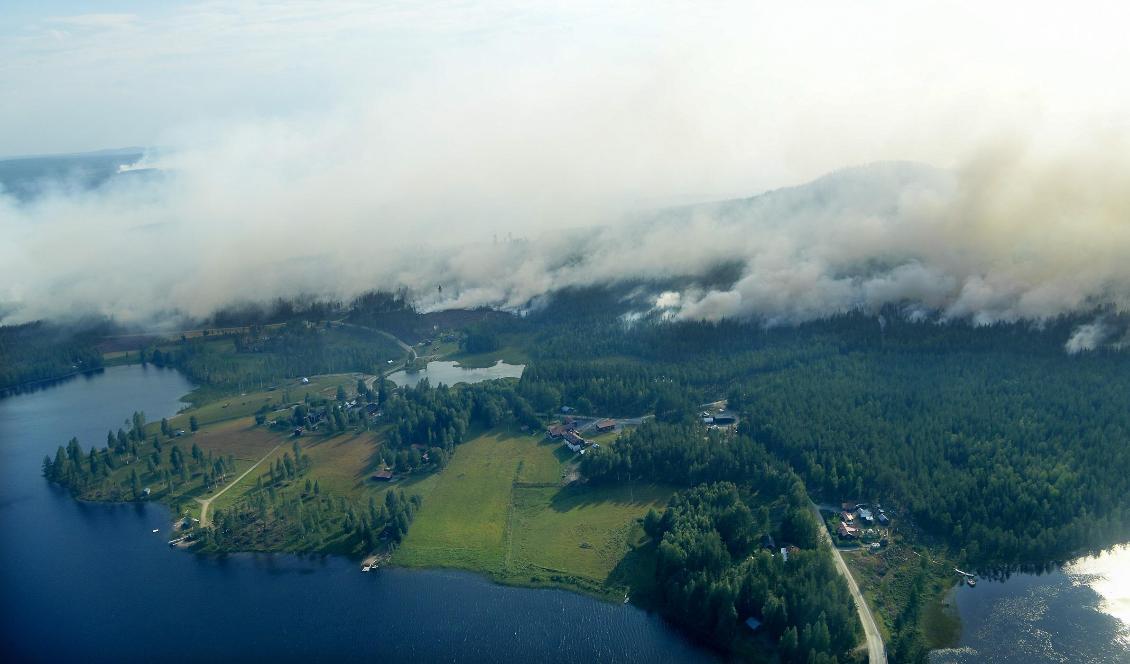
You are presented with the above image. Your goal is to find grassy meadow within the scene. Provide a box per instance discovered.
[394,429,671,596]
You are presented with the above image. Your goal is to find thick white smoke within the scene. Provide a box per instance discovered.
[2,136,1127,342]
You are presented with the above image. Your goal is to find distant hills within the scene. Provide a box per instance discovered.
[0,147,150,202]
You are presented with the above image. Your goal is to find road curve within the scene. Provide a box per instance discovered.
[810,502,887,663]
[196,442,284,527]
[331,320,414,354]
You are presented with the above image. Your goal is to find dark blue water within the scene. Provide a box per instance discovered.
[0,365,712,663]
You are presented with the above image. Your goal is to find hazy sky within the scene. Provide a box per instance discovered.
[4,1,1128,187]
[2,1,1129,346]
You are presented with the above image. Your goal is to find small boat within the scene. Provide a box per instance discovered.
[966,576,977,587]
[152,528,159,533]
[361,565,372,572]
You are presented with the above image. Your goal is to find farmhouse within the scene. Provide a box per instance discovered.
[563,430,589,453]
[546,424,568,439]
[371,469,394,482]
[837,522,859,539]
[595,418,616,432]
[858,508,875,524]
[840,511,855,523]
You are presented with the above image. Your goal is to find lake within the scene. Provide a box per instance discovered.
[929,546,1130,663]
[0,365,712,662]
[387,359,525,388]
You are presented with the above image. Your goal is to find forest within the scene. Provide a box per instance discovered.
[647,482,859,664]
[580,422,860,662]
[145,319,404,397]
[0,321,105,392]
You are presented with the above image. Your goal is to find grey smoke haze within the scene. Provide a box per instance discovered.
[1,2,1129,347]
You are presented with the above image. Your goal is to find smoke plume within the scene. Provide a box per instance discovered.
[1,2,1129,351]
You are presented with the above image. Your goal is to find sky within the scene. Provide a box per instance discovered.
[2,1,1129,346]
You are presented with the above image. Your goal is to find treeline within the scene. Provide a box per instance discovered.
[379,378,539,471]
[148,320,403,393]
[738,347,1130,565]
[647,482,858,663]
[208,295,352,328]
[581,421,783,489]
[523,301,1130,565]
[0,321,105,392]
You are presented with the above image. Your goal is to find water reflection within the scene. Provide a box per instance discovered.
[930,545,1130,663]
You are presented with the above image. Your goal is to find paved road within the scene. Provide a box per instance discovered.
[331,320,414,355]
[811,502,887,663]
[196,442,283,527]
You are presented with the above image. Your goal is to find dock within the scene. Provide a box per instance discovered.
[361,553,389,572]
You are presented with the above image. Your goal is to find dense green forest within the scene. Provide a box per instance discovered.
[580,422,860,662]
[514,294,1130,567]
[648,482,859,664]
[146,320,405,396]
[0,321,105,392]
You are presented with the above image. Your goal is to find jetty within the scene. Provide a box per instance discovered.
[954,568,977,585]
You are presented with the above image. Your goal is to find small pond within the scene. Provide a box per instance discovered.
[387,359,524,388]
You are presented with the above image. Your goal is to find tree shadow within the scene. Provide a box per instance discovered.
[604,536,662,607]
[547,482,668,513]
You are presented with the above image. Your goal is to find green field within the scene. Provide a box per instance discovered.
[394,429,671,595]
[394,431,537,573]
[510,483,669,582]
